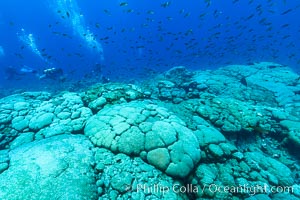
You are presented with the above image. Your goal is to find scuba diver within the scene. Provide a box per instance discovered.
[4,65,65,82]
[90,63,110,83]
[39,67,65,81]
[4,65,37,80]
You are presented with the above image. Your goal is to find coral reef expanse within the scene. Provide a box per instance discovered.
[0,62,300,200]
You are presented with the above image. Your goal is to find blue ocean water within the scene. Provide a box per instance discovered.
[1,1,300,199]
[0,0,299,91]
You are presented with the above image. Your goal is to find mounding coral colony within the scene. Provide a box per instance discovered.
[0,62,300,200]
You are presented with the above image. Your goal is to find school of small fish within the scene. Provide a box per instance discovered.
[8,0,300,80]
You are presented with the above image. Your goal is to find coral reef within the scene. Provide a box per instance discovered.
[0,62,299,199]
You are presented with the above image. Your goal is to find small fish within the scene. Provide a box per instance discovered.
[184,12,190,18]
[147,10,154,14]
[268,9,275,14]
[281,8,293,15]
[246,14,254,20]
[146,17,154,22]
[95,23,100,28]
[199,13,206,19]
[119,2,128,6]
[52,31,61,35]
[66,11,70,18]
[126,9,134,13]
[282,35,291,39]
[103,9,111,15]
[161,2,171,8]
[100,36,109,40]
[204,0,211,7]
